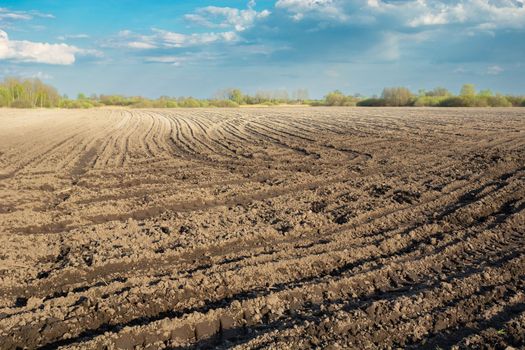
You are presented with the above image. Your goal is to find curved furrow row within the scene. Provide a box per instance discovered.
[1,107,524,350]
[1,161,523,348]
[1,143,521,290]
[38,206,524,349]
[143,111,172,156]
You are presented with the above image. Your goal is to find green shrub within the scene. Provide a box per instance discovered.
[439,97,466,107]
[178,98,203,108]
[464,96,489,107]
[324,90,358,106]
[357,98,385,107]
[460,84,476,97]
[80,101,96,108]
[0,86,9,107]
[439,96,500,107]
[10,99,34,108]
[209,100,239,107]
[504,96,524,107]
[478,89,493,97]
[131,100,154,108]
[425,87,451,97]
[440,96,483,107]
[487,95,512,107]
[58,99,96,108]
[413,96,446,107]
[382,87,413,106]
[1,78,523,109]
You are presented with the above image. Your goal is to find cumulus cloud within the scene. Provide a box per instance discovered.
[263,0,525,68]
[275,0,348,21]
[185,1,270,31]
[109,1,270,52]
[0,30,99,65]
[404,0,525,29]
[408,10,451,27]
[0,7,100,65]
[274,0,525,30]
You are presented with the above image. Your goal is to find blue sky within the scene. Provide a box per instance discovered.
[0,0,524,98]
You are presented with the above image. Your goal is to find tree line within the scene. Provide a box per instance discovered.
[0,77,61,108]
[210,85,525,107]
[71,88,310,108]
[1,77,524,108]
[353,84,525,107]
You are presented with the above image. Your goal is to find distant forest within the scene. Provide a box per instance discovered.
[1,77,524,108]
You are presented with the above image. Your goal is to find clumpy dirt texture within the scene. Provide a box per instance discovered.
[0,107,524,350]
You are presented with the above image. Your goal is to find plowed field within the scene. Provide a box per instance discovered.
[0,107,524,349]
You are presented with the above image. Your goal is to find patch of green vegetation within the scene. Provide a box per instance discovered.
[356,98,385,107]
[1,78,523,109]
[323,90,360,106]
[355,84,521,108]
[0,77,60,108]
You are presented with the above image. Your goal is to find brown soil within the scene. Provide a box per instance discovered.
[0,107,524,350]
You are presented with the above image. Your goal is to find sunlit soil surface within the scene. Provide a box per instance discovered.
[0,107,524,349]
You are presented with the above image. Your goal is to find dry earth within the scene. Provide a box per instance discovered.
[0,107,524,350]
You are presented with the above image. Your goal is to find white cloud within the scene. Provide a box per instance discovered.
[367,0,380,8]
[374,0,525,29]
[145,56,183,66]
[409,11,449,27]
[153,29,238,47]
[0,7,54,23]
[275,0,525,30]
[185,2,270,31]
[276,0,348,22]
[118,30,132,37]
[0,30,99,65]
[105,30,157,49]
[112,28,238,50]
[113,1,268,51]
[31,71,53,80]
[0,12,32,21]
[57,34,90,41]
[144,51,227,66]
[487,65,504,75]
[0,67,53,80]
[454,66,467,74]
[127,41,157,49]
